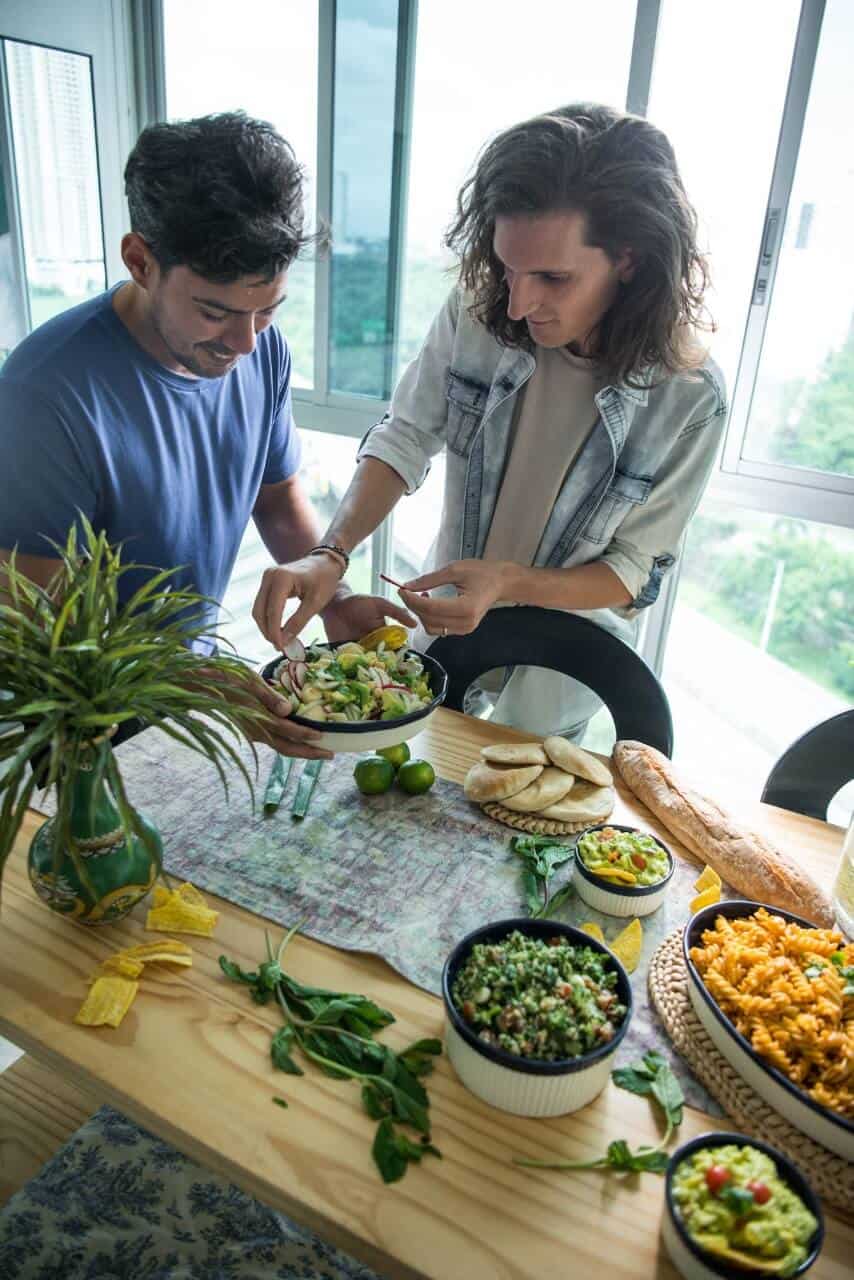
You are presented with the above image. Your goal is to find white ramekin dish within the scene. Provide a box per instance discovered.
[662,1131,824,1280]
[260,645,447,753]
[573,823,675,917]
[684,899,854,1162]
[441,916,632,1118]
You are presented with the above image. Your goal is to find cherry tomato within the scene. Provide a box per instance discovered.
[747,1180,772,1204]
[631,853,647,870]
[705,1164,732,1194]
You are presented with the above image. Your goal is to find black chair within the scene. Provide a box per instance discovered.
[426,605,673,756]
[761,709,854,820]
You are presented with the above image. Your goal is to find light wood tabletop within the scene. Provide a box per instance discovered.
[0,708,850,1279]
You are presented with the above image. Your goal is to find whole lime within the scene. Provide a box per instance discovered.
[354,755,395,795]
[397,758,436,795]
[377,742,411,771]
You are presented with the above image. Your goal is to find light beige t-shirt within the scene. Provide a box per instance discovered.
[483,345,600,568]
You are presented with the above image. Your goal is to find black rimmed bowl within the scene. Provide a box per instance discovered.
[573,823,675,917]
[259,644,447,754]
[662,1132,824,1279]
[684,899,854,1162]
[441,916,632,1117]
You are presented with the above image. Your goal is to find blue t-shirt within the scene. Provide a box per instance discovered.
[0,287,301,641]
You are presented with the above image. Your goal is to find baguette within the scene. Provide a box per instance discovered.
[612,740,834,928]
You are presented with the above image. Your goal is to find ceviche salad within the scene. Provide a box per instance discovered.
[273,638,433,724]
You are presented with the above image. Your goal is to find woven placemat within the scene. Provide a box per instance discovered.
[649,929,854,1218]
[480,802,591,835]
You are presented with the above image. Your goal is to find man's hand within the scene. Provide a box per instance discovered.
[252,554,344,650]
[398,560,510,636]
[321,592,417,644]
[202,665,333,760]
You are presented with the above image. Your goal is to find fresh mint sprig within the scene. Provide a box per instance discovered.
[510,834,575,918]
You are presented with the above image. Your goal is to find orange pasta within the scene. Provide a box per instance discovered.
[690,908,854,1118]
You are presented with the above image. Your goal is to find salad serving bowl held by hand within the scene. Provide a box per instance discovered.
[260,639,448,754]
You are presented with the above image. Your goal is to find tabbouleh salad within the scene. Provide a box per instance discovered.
[451,930,626,1061]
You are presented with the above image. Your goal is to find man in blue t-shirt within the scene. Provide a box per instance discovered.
[0,112,413,758]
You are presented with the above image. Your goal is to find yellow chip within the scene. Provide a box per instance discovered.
[356,624,408,651]
[74,975,138,1028]
[146,901,218,937]
[689,885,722,914]
[175,882,208,909]
[120,939,193,961]
[580,922,605,943]
[89,955,144,982]
[609,918,643,973]
[693,865,722,893]
[587,865,638,885]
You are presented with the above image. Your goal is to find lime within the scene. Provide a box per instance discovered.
[377,742,411,771]
[397,758,435,795]
[354,755,395,795]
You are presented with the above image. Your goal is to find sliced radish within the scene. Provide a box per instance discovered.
[290,660,307,690]
[282,635,305,662]
[278,668,294,692]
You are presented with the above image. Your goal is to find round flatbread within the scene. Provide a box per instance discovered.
[463,761,544,803]
[538,781,615,823]
[480,742,548,767]
[543,736,613,787]
[499,767,576,813]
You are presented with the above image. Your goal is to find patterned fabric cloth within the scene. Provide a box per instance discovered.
[0,1105,384,1280]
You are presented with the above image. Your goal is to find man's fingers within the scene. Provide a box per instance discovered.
[258,727,333,759]
[399,589,467,624]
[381,599,418,627]
[279,598,318,649]
[402,568,450,591]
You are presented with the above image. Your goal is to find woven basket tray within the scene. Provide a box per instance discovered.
[648,929,854,1219]
[480,802,593,835]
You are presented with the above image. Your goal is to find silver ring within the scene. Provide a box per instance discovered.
[442,626,448,637]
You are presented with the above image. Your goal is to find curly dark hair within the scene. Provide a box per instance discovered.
[124,111,320,282]
[446,103,712,387]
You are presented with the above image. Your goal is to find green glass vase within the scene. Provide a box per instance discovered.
[28,736,161,925]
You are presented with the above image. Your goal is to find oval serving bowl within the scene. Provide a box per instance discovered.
[441,916,632,1118]
[260,644,447,754]
[573,823,675,918]
[684,899,854,1162]
[661,1131,824,1280]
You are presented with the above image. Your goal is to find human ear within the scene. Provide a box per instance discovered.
[616,247,636,283]
[121,232,157,290]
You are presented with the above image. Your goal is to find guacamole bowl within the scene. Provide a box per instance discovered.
[573,823,675,917]
[441,916,632,1118]
[662,1132,824,1280]
[684,900,854,1162]
[259,643,447,754]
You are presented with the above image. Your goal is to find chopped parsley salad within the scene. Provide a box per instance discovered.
[452,930,627,1061]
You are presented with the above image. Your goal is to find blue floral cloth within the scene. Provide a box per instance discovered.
[0,1105,384,1279]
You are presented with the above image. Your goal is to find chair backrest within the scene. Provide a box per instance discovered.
[761,709,854,820]
[426,605,674,756]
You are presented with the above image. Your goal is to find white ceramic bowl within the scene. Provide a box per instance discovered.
[573,824,675,917]
[259,645,447,754]
[684,900,854,1162]
[441,917,632,1117]
[662,1132,824,1280]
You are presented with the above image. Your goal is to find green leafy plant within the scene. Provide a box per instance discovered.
[514,1050,684,1175]
[0,518,266,900]
[511,834,575,918]
[219,924,443,1184]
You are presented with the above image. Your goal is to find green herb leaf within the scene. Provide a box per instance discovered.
[271,1025,304,1075]
[610,1066,656,1096]
[361,1082,390,1120]
[650,1065,684,1129]
[372,1117,409,1184]
[272,1096,289,1109]
[720,1185,757,1216]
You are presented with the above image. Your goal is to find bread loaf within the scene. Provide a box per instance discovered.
[612,741,834,928]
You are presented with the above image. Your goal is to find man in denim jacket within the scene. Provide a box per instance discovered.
[254,104,727,737]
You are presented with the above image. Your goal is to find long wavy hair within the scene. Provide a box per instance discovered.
[445,104,712,388]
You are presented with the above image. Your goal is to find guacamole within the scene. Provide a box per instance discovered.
[452,930,626,1061]
[578,827,670,887]
[672,1143,818,1276]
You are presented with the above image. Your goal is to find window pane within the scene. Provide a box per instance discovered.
[742,0,854,480]
[647,0,800,395]
[664,497,854,825]
[218,430,369,662]
[0,157,22,364]
[328,0,399,398]
[4,40,106,326]
[397,0,635,379]
[162,0,318,390]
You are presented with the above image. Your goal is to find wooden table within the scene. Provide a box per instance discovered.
[0,708,851,1279]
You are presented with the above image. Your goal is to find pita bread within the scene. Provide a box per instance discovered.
[543,736,613,787]
[463,761,543,803]
[480,742,548,766]
[499,767,576,813]
[539,780,615,823]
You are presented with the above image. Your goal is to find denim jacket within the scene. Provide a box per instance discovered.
[358,287,727,733]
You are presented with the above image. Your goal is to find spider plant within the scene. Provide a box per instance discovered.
[0,518,266,906]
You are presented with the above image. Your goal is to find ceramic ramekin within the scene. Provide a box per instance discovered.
[662,1131,824,1280]
[573,824,675,917]
[684,899,854,1162]
[441,916,632,1117]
